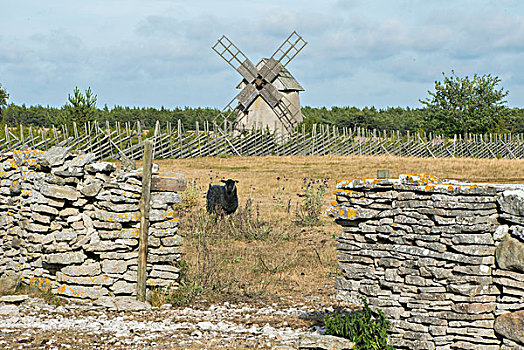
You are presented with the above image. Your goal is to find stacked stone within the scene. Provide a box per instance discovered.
[0,147,184,300]
[327,174,524,350]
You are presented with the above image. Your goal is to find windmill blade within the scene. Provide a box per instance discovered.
[235,84,260,110]
[259,82,282,108]
[213,96,241,125]
[269,31,307,68]
[258,58,284,83]
[269,96,300,133]
[212,35,258,83]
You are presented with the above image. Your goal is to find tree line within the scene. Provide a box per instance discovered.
[1,72,523,136]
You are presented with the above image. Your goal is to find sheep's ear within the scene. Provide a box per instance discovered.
[234,180,239,183]
[220,179,226,183]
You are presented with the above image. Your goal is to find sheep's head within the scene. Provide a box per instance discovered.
[221,179,238,195]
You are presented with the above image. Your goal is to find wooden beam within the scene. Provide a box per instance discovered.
[137,140,153,302]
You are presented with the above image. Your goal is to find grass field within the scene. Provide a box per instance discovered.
[152,155,524,306]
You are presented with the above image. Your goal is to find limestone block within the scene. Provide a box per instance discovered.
[108,188,140,201]
[111,280,135,295]
[93,220,122,230]
[0,274,21,294]
[118,182,141,194]
[79,179,103,197]
[151,192,182,208]
[298,334,355,350]
[59,207,80,217]
[494,311,524,346]
[93,209,139,223]
[150,265,179,280]
[65,153,96,168]
[39,146,70,167]
[113,296,151,311]
[25,222,49,233]
[102,259,130,274]
[160,235,182,247]
[151,172,186,192]
[55,284,108,299]
[495,225,510,241]
[31,212,51,224]
[151,219,180,230]
[52,166,84,178]
[32,192,65,207]
[99,252,138,260]
[496,235,524,272]
[61,261,101,276]
[56,272,113,286]
[452,233,494,245]
[45,252,86,265]
[498,190,524,217]
[149,254,179,263]
[55,230,78,242]
[85,162,116,173]
[510,225,524,242]
[85,240,129,252]
[149,209,176,222]
[148,236,160,247]
[41,184,79,201]
[99,228,139,240]
[149,246,181,255]
[97,201,139,212]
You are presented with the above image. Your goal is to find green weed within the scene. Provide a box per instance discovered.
[324,301,395,350]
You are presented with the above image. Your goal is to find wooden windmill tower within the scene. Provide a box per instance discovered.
[212,31,307,133]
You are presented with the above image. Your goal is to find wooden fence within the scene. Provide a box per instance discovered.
[0,120,523,160]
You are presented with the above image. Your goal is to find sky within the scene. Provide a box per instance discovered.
[1,0,524,110]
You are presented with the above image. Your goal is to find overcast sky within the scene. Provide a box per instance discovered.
[1,0,523,109]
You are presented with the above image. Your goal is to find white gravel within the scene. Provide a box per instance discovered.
[0,297,334,349]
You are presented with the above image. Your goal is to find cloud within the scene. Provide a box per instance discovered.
[2,0,524,109]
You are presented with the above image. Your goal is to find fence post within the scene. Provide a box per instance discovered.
[137,140,153,302]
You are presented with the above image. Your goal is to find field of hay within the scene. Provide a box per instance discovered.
[153,155,524,305]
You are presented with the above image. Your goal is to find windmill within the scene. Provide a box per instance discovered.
[212,31,307,133]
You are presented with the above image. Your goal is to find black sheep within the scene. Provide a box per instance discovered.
[206,179,239,215]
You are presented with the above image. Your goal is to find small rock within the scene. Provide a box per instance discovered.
[0,304,20,317]
[0,295,29,304]
[40,146,71,167]
[85,162,116,173]
[94,296,117,310]
[298,334,355,350]
[114,296,152,312]
[0,274,21,294]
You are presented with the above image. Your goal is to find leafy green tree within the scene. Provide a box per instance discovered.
[0,84,9,127]
[0,84,8,108]
[66,86,97,125]
[419,71,509,135]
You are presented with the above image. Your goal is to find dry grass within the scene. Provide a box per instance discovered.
[151,155,524,305]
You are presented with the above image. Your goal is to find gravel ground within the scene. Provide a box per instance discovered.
[0,296,352,349]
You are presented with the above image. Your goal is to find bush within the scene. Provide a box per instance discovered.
[295,178,328,226]
[174,178,202,212]
[151,260,203,307]
[324,301,395,350]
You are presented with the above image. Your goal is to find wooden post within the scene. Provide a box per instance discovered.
[137,140,153,302]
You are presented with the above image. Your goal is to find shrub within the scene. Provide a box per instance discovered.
[324,301,395,350]
[174,178,202,212]
[295,177,329,226]
[151,260,203,307]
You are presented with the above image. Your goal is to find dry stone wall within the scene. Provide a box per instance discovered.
[0,147,184,300]
[327,174,524,350]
